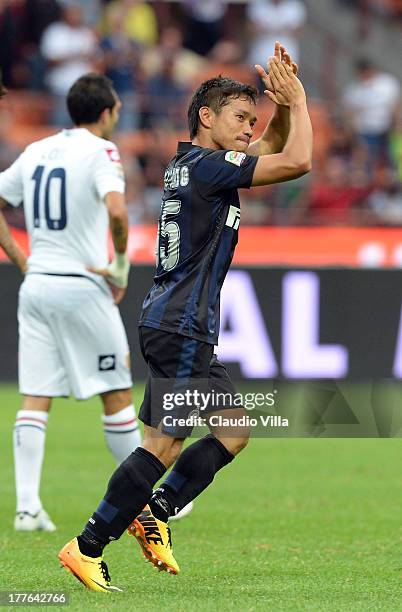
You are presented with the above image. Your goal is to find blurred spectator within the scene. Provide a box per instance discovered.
[246,0,307,67]
[24,0,60,46]
[138,129,173,221]
[124,155,146,224]
[197,40,253,85]
[240,185,274,225]
[22,0,61,90]
[145,56,188,130]
[297,157,370,225]
[40,3,98,124]
[182,0,228,56]
[328,122,365,165]
[0,109,23,175]
[103,0,158,47]
[60,0,102,27]
[337,0,402,18]
[0,0,26,87]
[101,11,142,130]
[342,59,401,172]
[366,167,402,225]
[0,105,26,229]
[390,108,402,181]
[272,174,310,225]
[369,0,402,19]
[40,4,98,96]
[327,121,371,192]
[142,26,206,88]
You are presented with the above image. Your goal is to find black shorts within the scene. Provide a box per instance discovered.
[138,326,237,436]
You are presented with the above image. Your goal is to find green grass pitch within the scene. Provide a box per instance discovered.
[1,383,402,611]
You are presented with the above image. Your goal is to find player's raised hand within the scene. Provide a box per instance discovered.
[279,43,298,77]
[266,56,306,108]
[88,252,130,305]
[255,41,298,101]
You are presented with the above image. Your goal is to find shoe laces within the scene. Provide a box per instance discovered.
[99,560,111,585]
[167,526,172,549]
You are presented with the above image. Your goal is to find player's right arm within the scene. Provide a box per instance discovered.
[0,199,27,273]
[251,57,313,186]
[0,154,27,274]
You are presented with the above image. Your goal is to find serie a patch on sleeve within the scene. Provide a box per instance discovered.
[105,147,121,163]
[225,151,246,166]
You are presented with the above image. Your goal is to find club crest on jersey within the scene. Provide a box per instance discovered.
[225,205,241,230]
[225,151,246,167]
[105,148,121,163]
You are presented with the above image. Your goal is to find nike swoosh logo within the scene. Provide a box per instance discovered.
[89,578,123,592]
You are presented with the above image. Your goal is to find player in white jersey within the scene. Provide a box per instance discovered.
[0,74,142,531]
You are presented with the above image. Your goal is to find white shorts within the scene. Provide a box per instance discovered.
[18,274,132,400]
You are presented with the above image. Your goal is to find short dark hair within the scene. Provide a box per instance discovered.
[187,76,258,139]
[67,73,117,125]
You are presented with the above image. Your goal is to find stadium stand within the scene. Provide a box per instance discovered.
[0,0,401,226]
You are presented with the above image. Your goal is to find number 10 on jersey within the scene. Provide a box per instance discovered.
[32,165,67,230]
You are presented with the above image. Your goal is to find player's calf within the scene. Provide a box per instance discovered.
[141,425,184,467]
[207,407,251,456]
[149,433,235,527]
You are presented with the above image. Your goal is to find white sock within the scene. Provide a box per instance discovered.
[13,409,48,515]
[102,404,141,464]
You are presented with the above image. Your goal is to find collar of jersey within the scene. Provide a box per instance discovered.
[177,142,200,153]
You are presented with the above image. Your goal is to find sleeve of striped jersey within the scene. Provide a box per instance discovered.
[0,154,24,207]
[92,146,125,200]
[193,150,258,196]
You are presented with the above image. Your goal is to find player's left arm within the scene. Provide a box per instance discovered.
[247,42,297,157]
[89,191,130,305]
[88,146,130,304]
[0,198,27,273]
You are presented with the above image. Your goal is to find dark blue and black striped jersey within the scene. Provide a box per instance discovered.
[139,142,258,344]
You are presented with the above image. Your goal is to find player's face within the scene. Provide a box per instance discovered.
[101,98,122,139]
[211,97,257,152]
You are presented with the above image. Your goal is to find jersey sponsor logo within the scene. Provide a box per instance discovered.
[225,205,241,230]
[98,354,116,371]
[225,151,246,167]
[105,148,121,163]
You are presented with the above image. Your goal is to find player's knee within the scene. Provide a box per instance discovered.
[219,434,249,457]
[101,388,132,414]
[22,396,52,412]
[234,435,249,455]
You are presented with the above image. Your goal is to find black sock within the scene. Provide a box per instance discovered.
[78,447,166,557]
[150,434,234,522]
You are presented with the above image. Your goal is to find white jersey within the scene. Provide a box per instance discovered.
[0,128,125,288]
